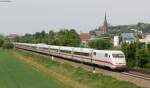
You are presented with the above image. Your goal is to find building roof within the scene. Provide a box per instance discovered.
[80,33,91,41]
[7,34,18,39]
[121,33,135,41]
[139,35,150,43]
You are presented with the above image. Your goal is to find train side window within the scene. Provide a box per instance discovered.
[74,52,89,56]
[74,52,80,55]
[105,53,108,57]
[60,50,71,54]
[94,52,96,55]
[81,52,89,56]
[50,48,58,52]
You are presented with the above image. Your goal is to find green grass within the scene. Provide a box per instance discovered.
[0,49,66,88]
[16,49,142,88]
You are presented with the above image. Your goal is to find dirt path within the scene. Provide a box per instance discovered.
[12,51,90,88]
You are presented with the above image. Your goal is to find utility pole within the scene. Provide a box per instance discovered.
[145,41,148,53]
[91,50,95,73]
[135,25,140,68]
[79,30,83,68]
[145,35,149,53]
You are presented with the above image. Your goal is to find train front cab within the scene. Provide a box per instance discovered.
[92,50,127,70]
[110,52,127,70]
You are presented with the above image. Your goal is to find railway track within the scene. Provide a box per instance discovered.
[121,71,150,81]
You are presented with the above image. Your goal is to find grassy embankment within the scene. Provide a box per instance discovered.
[13,49,141,88]
[0,49,67,88]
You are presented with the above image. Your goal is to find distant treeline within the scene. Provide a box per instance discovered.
[15,29,80,47]
[14,29,113,50]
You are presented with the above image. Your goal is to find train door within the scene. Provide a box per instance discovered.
[105,53,111,63]
[92,51,105,66]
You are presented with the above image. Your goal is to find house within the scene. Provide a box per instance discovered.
[113,36,119,47]
[121,33,135,43]
[139,35,150,44]
[80,33,91,41]
[7,34,18,41]
[79,33,91,47]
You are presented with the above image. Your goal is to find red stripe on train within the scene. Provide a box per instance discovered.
[60,53,115,66]
[60,53,126,66]
[93,59,114,65]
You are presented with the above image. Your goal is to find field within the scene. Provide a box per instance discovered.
[0,49,141,88]
[0,50,66,88]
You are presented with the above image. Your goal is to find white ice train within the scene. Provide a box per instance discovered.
[14,43,127,70]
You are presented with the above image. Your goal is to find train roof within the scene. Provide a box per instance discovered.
[50,45,60,49]
[14,43,124,54]
[93,50,124,54]
[73,48,93,53]
[60,46,73,51]
[36,43,49,48]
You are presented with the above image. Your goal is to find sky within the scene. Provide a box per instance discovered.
[0,0,150,35]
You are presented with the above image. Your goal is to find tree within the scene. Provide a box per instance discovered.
[23,33,33,43]
[14,29,80,47]
[68,29,80,47]
[33,32,41,43]
[48,30,55,45]
[54,29,80,47]
[121,42,150,68]
[0,39,4,47]
[2,42,14,49]
[40,30,48,44]
[0,34,4,47]
[121,42,136,67]
[88,39,112,50]
[14,36,21,42]
[137,47,149,68]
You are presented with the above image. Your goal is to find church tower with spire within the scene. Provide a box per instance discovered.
[101,13,108,34]
[95,13,109,36]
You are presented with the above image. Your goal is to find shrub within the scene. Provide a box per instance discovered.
[0,39,4,47]
[3,42,14,49]
[88,39,112,50]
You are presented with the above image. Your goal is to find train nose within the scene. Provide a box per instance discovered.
[114,58,127,68]
[115,58,126,64]
[110,64,127,70]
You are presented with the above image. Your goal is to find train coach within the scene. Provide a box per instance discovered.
[13,42,127,70]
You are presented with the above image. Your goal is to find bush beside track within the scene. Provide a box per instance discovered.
[15,49,142,88]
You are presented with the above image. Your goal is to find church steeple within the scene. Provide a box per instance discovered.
[96,13,109,36]
[102,13,108,34]
[104,13,107,26]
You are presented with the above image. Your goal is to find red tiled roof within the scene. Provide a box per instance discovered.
[80,33,90,41]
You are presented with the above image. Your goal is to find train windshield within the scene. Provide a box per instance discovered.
[112,54,124,58]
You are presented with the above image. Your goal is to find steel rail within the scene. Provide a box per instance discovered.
[121,72,150,81]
